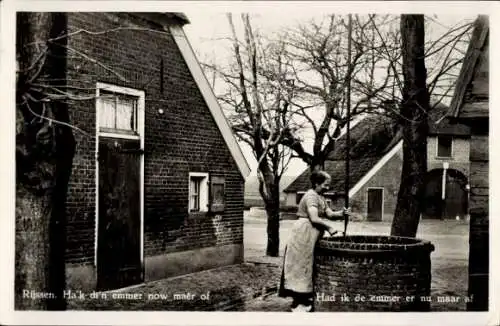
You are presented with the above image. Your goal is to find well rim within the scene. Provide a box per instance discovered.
[316,235,435,255]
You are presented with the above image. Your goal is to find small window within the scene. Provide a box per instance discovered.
[98,90,139,135]
[189,173,209,212]
[437,136,452,158]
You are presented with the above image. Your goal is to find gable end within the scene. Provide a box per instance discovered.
[168,25,251,178]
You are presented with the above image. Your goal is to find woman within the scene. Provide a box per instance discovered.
[278,170,360,312]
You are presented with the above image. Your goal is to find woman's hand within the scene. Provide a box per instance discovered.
[343,207,364,222]
[326,226,338,236]
[322,221,338,236]
[342,207,351,216]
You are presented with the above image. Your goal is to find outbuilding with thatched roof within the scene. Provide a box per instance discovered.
[284,102,471,221]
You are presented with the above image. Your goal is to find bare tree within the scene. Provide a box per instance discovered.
[275,15,396,172]
[389,14,431,237]
[273,14,472,236]
[16,13,145,309]
[362,15,473,236]
[204,14,295,256]
[363,15,473,114]
[16,12,75,310]
[272,15,472,173]
[15,12,212,308]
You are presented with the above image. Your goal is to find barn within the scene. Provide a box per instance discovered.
[284,103,471,221]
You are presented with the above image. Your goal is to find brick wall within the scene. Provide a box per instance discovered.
[347,136,470,220]
[427,136,470,177]
[314,236,433,311]
[349,147,403,221]
[285,193,297,207]
[64,12,244,265]
[289,135,471,221]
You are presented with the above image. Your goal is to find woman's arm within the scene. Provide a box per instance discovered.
[307,206,336,233]
[325,207,365,221]
[325,207,345,221]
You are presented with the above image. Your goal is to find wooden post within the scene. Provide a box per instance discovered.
[344,14,352,236]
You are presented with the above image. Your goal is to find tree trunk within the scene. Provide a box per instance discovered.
[391,15,429,237]
[16,12,75,310]
[264,182,281,257]
[258,172,281,257]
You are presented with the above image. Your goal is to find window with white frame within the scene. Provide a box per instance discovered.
[96,83,144,138]
[437,136,452,158]
[189,173,209,212]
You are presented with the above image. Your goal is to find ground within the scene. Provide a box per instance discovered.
[68,209,469,311]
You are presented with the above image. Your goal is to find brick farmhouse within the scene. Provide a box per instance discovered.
[284,103,471,221]
[59,12,250,291]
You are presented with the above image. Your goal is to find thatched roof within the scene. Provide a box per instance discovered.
[285,102,470,194]
[429,102,470,136]
[285,114,400,194]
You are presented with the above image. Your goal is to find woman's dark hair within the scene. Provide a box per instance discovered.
[310,170,331,187]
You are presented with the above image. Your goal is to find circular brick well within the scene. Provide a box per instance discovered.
[314,235,435,312]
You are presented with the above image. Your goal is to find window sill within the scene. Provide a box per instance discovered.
[188,211,208,219]
[99,131,140,140]
[435,156,453,160]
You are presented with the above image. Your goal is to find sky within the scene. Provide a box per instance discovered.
[182,11,476,177]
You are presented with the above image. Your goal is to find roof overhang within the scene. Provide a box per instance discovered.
[132,12,190,27]
[448,15,489,120]
[166,13,190,25]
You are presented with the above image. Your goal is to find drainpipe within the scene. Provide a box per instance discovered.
[465,184,470,221]
[442,162,449,200]
[441,162,449,219]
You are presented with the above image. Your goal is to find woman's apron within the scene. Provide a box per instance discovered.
[278,217,324,295]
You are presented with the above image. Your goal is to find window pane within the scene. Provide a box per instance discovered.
[194,195,199,211]
[190,178,201,211]
[190,194,199,211]
[194,180,200,195]
[116,96,136,131]
[98,96,116,129]
[438,136,452,157]
[98,90,138,133]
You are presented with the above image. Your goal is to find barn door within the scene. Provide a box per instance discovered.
[422,169,468,220]
[97,137,142,290]
[367,188,383,221]
[442,174,468,220]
